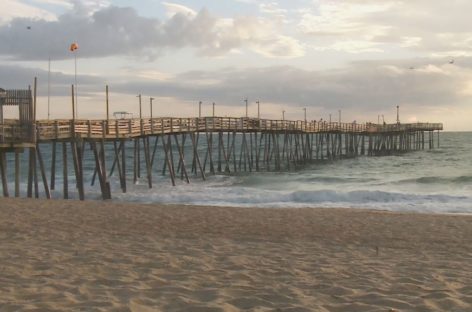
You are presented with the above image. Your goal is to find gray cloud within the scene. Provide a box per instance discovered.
[0,4,303,61]
[0,6,211,60]
[0,64,101,96]
[110,60,470,115]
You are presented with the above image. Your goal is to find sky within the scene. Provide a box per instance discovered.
[0,0,471,130]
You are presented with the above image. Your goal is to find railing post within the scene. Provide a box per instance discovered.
[55,120,59,139]
[87,120,91,138]
[71,119,75,138]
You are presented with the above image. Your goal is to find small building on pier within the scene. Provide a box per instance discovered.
[0,88,35,145]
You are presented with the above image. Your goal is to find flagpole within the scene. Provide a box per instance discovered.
[74,51,78,118]
[48,57,51,120]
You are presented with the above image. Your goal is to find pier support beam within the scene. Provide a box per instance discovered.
[0,152,8,197]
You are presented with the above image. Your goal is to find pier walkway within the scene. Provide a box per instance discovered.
[1,117,442,142]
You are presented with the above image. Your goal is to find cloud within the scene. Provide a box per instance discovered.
[259,2,288,23]
[0,4,304,61]
[0,64,101,95]
[162,2,197,18]
[108,60,470,116]
[31,0,73,8]
[313,40,383,54]
[0,0,58,24]
[298,0,472,56]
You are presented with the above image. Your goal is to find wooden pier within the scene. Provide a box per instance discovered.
[0,84,443,200]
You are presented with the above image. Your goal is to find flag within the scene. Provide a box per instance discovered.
[70,43,79,52]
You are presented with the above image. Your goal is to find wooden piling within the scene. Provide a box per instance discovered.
[36,144,51,199]
[50,141,56,190]
[0,152,8,197]
[15,150,20,197]
[62,142,68,199]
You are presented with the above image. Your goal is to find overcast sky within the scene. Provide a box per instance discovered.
[1,0,470,130]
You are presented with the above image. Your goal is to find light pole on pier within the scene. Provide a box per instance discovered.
[150,97,155,119]
[396,105,400,124]
[106,85,109,123]
[257,100,260,119]
[48,57,51,120]
[338,109,341,123]
[382,114,385,124]
[212,102,215,117]
[198,101,202,118]
[303,108,307,130]
[244,98,248,118]
[137,94,142,119]
[282,110,285,121]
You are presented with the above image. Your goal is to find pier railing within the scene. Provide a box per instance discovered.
[0,117,443,142]
[0,119,35,144]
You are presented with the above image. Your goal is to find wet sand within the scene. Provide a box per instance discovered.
[1,197,471,311]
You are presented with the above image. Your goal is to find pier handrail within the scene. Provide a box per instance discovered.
[1,116,443,143]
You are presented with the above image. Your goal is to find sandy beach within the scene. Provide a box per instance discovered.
[0,198,471,311]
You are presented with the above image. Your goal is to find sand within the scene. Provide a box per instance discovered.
[0,198,471,311]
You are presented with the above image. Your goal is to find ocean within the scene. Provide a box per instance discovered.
[3,132,472,214]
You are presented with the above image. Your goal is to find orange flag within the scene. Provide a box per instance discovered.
[70,42,79,52]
